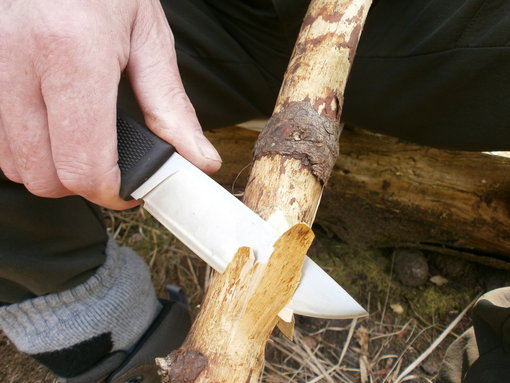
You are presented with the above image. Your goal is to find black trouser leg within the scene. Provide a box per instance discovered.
[0,172,107,303]
[344,0,510,151]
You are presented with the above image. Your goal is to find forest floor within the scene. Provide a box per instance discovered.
[2,204,508,383]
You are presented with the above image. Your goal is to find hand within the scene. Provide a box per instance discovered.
[0,0,221,210]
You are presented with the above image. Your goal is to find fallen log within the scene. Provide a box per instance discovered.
[157,0,372,381]
[205,125,510,268]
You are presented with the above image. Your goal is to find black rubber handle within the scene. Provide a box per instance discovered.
[117,110,176,200]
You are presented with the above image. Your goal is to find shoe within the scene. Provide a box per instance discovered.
[58,297,191,383]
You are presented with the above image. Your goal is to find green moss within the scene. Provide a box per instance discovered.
[412,286,454,315]
[311,238,480,321]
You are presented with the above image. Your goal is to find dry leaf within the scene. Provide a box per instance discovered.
[302,336,318,349]
[128,232,145,244]
[390,303,404,314]
[356,326,369,353]
[430,275,449,286]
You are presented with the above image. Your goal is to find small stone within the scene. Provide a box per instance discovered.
[393,248,429,287]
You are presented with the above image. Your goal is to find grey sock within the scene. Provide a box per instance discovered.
[0,238,161,376]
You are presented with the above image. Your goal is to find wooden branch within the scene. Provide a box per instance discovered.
[157,225,314,382]
[157,0,372,381]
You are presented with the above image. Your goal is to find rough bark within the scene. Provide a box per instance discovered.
[157,0,372,381]
[205,125,510,269]
[322,127,510,268]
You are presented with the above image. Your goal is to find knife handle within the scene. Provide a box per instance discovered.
[117,110,176,200]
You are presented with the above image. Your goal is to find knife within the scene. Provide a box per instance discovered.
[116,110,367,320]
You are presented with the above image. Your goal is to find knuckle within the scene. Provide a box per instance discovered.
[1,168,22,184]
[24,177,63,198]
[54,160,93,192]
[166,86,191,106]
[148,87,195,121]
[36,29,81,54]
[33,11,98,56]
[11,157,66,197]
[55,159,118,199]
[131,6,175,55]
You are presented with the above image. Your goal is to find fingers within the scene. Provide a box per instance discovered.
[0,114,20,182]
[128,0,222,175]
[0,24,71,197]
[0,67,73,197]
[40,37,137,210]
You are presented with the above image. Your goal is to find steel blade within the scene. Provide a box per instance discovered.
[134,154,367,319]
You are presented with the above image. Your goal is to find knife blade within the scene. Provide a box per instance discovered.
[116,110,367,319]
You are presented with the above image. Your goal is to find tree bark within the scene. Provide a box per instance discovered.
[157,0,372,381]
[205,125,510,269]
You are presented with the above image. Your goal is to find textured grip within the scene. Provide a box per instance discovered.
[117,110,176,200]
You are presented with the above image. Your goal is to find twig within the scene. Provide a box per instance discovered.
[382,325,434,383]
[298,332,335,383]
[231,161,253,196]
[393,297,477,383]
[371,319,412,341]
[338,318,358,366]
[309,325,352,336]
[379,252,395,329]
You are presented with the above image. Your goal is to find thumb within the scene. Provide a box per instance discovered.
[127,1,221,174]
